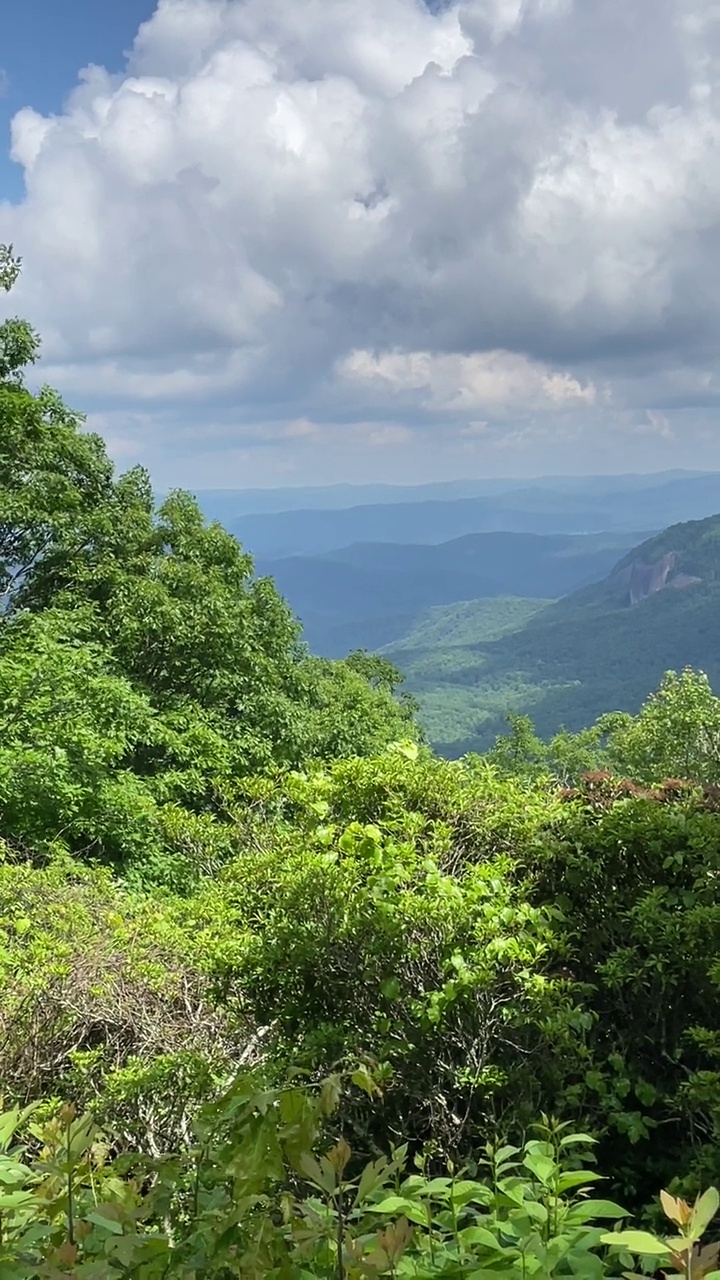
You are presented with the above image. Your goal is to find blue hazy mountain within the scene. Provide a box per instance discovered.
[201,473,720,557]
[256,530,648,656]
[189,470,711,521]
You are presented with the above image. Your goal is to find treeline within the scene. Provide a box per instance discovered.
[0,247,719,1276]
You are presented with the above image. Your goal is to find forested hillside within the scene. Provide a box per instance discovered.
[257,530,645,656]
[398,517,720,756]
[0,249,718,1277]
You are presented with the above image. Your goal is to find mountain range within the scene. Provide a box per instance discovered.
[215,472,720,556]
[190,473,720,758]
[385,516,720,756]
[190,470,713,522]
[256,530,649,657]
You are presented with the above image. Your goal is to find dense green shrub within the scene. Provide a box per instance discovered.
[3,746,718,1215]
[0,857,247,1145]
[0,1077,717,1278]
[531,776,720,1205]
[2,748,718,1219]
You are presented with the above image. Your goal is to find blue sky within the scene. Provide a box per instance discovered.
[0,1,156,202]
[2,0,720,489]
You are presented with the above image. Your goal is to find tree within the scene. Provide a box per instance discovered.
[0,245,419,800]
[604,668,720,784]
[0,607,163,866]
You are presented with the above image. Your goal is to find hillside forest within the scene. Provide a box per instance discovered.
[1,244,720,1277]
[245,504,720,758]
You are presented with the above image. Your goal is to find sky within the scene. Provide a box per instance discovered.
[2,0,720,489]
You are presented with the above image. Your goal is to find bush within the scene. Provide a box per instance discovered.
[182,753,579,1161]
[185,754,720,1208]
[0,1077,716,1278]
[532,777,720,1204]
[0,857,247,1146]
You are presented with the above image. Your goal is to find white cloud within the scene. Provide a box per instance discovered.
[2,0,720,482]
[340,348,596,412]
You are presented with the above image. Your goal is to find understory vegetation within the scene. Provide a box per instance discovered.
[1,245,719,1276]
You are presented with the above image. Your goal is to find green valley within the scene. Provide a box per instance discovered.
[387,516,720,755]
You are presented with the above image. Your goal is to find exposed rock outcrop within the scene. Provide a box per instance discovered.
[612,551,702,605]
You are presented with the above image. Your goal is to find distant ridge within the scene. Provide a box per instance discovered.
[390,512,720,757]
[190,473,720,556]
[188,470,717,522]
[257,530,648,656]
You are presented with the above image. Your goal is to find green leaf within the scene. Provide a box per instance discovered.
[556,1170,604,1193]
[354,1156,390,1206]
[458,1225,505,1250]
[368,1195,417,1214]
[564,1199,630,1223]
[494,1145,521,1164]
[298,1153,336,1194]
[600,1230,669,1255]
[351,1068,380,1098]
[0,1110,21,1151]
[367,1197,430,1226]
[0,1191,36,1209]
[522,1152,556,1184]
[87,1209,125,1235]
[691,1186,719,1237]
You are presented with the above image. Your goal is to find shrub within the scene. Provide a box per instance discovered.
[0,1077,716,1278]
[0,857,247,1146]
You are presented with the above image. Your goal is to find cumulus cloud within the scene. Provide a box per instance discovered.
[2,0,720,481]
[340,348,597,412]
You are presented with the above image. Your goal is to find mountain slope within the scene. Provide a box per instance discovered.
[390,514,720,756]
[257,530,646,656]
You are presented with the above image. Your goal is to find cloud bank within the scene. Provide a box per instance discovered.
[2,0,720,484]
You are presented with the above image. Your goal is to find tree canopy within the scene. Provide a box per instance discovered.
[0,245,418,874]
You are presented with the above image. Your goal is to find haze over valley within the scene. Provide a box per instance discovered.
[187,470,720,756]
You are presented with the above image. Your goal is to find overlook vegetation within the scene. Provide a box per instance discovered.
[0,247,719,1276]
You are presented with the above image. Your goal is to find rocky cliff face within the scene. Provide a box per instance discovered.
[612,551,702,605]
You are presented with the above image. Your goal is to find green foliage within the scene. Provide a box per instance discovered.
[184,773,571,1154]
[486,670,720,789]
[0,608,161,864]
[0,245,418,881]
[17,478,416,778]
[1,244,720,1266]
[162,750,718,1205]
[3,741,718,1209]
[0,245,40,381]
[0,859,245,1142]
[603,670,720,785]
[0,1079,714,1278]
[531,776,720,1203]
[385,598,554,655]
[602,1186,720,1279]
